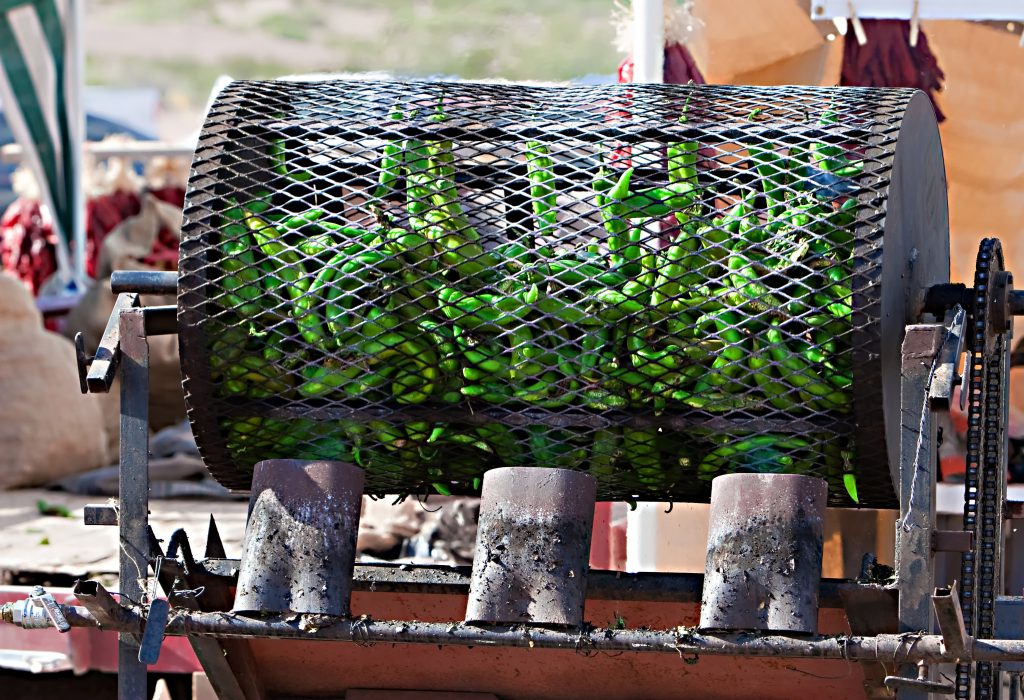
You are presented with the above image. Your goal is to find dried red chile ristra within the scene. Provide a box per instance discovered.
[840,19,946,122]
[617,42,706,85]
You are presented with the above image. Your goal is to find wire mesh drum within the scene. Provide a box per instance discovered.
[178,80,948,507]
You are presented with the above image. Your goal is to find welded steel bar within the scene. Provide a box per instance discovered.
[933,584,970,661]
[31,604,1024,664]
[256,401,852,435]
[896,323,943,699]
[74,580,137,629]
[197,559,896,609]
[156,543,265,700]
[110,270,178,295]
[86,292,137,393]
[118,307,150,700]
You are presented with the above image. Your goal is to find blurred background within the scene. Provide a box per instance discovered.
[83,0,621,142]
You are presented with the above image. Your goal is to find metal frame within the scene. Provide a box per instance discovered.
[39,272,1024,700]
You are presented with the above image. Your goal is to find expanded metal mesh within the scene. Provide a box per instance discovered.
[179,80,919,507]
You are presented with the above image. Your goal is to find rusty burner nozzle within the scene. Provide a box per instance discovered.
[232,459,365,617]
[699,473,828,634]
[465,467,597,627]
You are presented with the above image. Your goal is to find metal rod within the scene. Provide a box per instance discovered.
[193,560,896,609]
[933,584,970,661]
[1011,291,1024,317]
[0,141,194,163]
[110,270,178,296]
[118,308,150,700]
[254,400,852,435]
[30,603,1024,664]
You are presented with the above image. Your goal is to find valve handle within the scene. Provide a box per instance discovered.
[138,556,169,665]
[30,586,70,633]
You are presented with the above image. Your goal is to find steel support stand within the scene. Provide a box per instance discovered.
[118,308,150,700]
[896,324,943,699]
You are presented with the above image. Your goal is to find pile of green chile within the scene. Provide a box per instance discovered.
[212,110,860,502]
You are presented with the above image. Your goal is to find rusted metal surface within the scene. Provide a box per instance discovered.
[929,307,966,410]
[31,600,1024,665]
[898,322,943,699]
[83,504,118,526]
[466,468,596,626]
[73,581,137,630]
[199,559,893,611]
[86,292,137,393]
[110,270,178,295]
[118,307,150,700]
[233,459,365,617]
[933,584,970,662]
[839,582,900,699]
[699,473,827,634]
[883,662,955,695]
[205,515,227,559]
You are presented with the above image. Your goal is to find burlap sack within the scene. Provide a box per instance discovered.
[0,273,110,489]
[97,191,182,279]
[63,191,186,435]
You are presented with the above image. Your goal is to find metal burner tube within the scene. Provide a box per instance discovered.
[37,603,1024,664]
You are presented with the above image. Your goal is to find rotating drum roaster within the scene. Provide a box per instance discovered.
[178,81,948,507]
[35,80,1024,700]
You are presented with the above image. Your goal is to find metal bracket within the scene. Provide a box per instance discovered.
[84,292,138,394]
[84,504,119,526]
[883,663,954,696]
[929,306,966,410]
[933,583,971,661]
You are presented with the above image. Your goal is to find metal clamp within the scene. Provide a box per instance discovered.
[883,661,954,695]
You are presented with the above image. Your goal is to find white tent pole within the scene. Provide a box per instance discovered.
[68,0,86,288]
[626,0,665,574]
[632,0,664,84]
